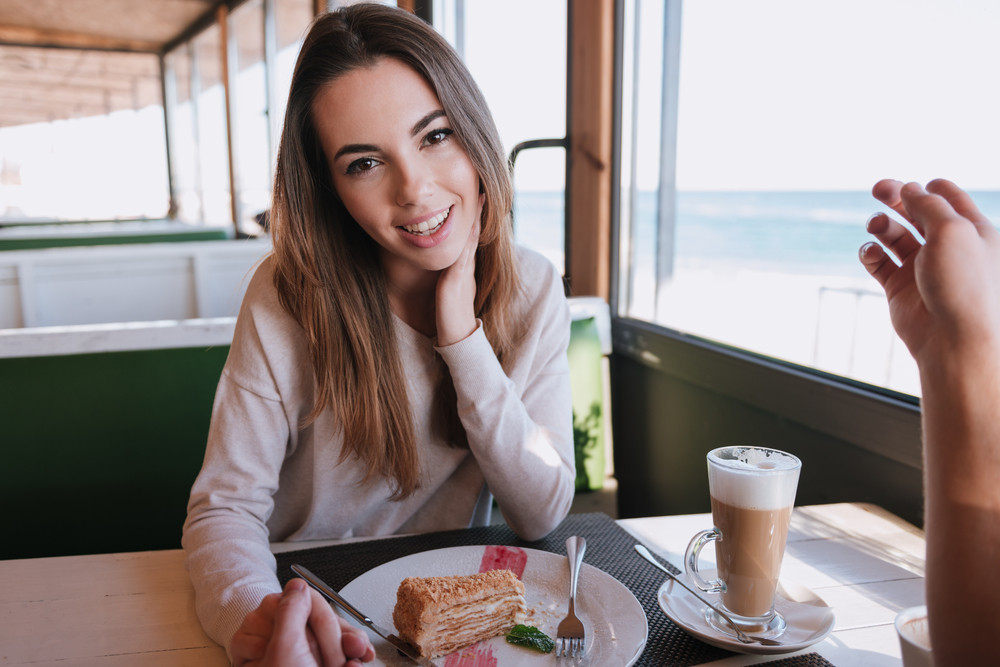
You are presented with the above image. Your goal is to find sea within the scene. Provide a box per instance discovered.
[512,189,1000,396]
[514,189,1000,277]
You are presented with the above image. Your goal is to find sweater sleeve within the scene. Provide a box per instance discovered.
[181,270,292,659]
[436,252,575,541]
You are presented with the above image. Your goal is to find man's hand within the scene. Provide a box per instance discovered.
[232,578,374,667]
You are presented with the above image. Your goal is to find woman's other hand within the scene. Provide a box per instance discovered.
[232,578,374,667]
[435,193,485,346]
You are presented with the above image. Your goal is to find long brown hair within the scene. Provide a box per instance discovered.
[270,3,519,499]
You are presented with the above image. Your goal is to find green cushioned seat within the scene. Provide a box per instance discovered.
[2,304,609,559]
[0,228,229,251]
[0,346,228,559]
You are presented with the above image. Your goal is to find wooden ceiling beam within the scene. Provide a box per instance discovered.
[0,25,161,53]
[0,72,159,91]
[1,88,159,110]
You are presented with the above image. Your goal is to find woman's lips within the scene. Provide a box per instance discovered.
[401,206,451,236]
[396,205,454,249]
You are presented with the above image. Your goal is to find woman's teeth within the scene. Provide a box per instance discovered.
[402,207,450,236]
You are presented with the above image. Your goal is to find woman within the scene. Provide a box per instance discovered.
[182,3,575,663]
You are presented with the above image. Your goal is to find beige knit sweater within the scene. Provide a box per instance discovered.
[182,246,574,656]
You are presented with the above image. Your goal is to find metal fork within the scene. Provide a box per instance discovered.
[555,535,587,658]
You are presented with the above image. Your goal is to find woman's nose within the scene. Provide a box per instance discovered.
[394,158,434,206]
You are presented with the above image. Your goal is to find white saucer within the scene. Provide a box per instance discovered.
[658,578,835,655]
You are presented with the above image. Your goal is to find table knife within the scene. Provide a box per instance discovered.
[291,564,436,667]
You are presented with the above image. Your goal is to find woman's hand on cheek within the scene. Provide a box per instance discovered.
[435,194,484,346]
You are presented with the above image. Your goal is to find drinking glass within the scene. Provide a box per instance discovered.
[684,445,801,638]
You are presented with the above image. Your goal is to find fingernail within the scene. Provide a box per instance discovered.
[288,578,306,593]
[859,241,879,259]
[865,213,884,231]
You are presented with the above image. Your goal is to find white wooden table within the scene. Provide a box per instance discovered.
[619,502,926,666]
[0,502,923,666]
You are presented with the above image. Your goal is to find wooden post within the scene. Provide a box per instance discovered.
[566,0,614,300]
[218,5,240,237]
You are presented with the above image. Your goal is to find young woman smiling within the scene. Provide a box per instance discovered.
[181,4,575,664]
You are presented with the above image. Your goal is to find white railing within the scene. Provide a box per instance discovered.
[0,238,271,330]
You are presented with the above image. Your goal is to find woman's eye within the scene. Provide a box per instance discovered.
[345,157,378,175]
[424,128,453,146]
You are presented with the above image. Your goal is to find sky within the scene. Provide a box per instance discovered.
[456,0,1000,193]
[454,0,568,192]
[5,0,999,222]
[674,0,1000,191]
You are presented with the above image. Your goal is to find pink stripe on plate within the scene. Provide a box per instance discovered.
[443,642,497,667]
[478,545,528,579]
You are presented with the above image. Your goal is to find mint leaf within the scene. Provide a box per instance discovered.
[504,624,555,653]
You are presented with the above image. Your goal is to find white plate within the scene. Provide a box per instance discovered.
[658,577,835,655]
[339,545,647,666]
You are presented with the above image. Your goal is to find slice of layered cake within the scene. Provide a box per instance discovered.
[392,569,527,658]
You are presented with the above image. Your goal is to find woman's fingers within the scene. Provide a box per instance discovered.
[459,216,480,270]
[457,198,482,271]
[442,205,480,281]
[434,201,482,346]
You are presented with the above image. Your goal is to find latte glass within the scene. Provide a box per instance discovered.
[895,606,933,667]
[684,446,801,638]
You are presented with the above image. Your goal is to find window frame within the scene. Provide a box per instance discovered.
[608,0,922,475]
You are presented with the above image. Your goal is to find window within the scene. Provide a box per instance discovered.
[164,45,200,222]
[272,0,316,161]
[0,47,168,222]
[164,0,315,230]
[229,0,272,234]
[193,24,233,227]
[165,26,233,228]
[434,0,568,272]
[618,0,1000,397]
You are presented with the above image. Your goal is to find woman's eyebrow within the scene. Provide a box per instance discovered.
[411,109,446,137]
[334,142,378,161]
[332,110,447,161]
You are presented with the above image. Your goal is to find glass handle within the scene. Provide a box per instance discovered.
[684,527,726,594]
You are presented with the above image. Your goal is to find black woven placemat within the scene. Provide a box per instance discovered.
[757,655,835,667]
[275,512,833,666]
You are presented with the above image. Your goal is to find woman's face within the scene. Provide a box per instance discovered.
[313,57,482,280]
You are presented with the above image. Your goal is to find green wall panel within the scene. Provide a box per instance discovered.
[569,316,605,492]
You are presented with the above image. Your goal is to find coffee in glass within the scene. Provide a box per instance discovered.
[684,446,801,638]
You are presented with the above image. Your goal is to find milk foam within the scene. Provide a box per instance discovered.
[708,447,800,510]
